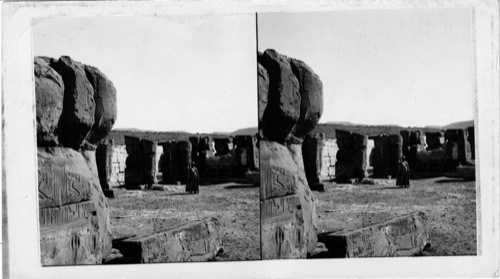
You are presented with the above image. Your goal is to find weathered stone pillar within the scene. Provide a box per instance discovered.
[125,137,157,188]
[96,139,114,197]
[258,49,322,259]
[175,140,192,183]
[370,134,402,178]
[302,133,325,191]
[444,129,468,171]
[35,56,115,265]
[335,130,367,182]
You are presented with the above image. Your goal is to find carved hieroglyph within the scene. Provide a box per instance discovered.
[40,201,101,265]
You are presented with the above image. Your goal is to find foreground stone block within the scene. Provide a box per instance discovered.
[318,212,430,258]
[40,201,101,265]
[261,195,306,259]
[119,218,222,263]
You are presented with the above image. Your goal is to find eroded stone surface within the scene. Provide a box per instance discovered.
[35,57,64,146]
[289,58,323,140]
[261,195,305,259]
[258,49,321,259]
[40,201,101,266]
[119,218,222,263]
[84,65,117,145]
[50,56,96,149]
[258,50,300,143]
[318,212,430,257]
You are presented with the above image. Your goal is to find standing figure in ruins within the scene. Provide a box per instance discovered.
[397,156,410,188]
[186,162,199,194]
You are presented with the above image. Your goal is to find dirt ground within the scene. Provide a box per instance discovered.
[107,182,260,261]
[315,176,477,256]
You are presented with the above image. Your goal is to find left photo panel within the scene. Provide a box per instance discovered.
[33,15,260,265]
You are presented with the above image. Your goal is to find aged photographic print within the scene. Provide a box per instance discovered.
[2,1,499,278]
[258,9,477,259]
[33,14,259,265]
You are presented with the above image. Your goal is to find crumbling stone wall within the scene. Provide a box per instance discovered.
[302,133,325,190]
[35,56,115,265]
[320,138,337,181]
[258,49,322,259]
[110,144,126,186]
[335,130,368,182]
[370,134,403,178]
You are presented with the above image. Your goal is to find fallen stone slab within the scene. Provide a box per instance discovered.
[118,218,222,263]
[317,212,430,258]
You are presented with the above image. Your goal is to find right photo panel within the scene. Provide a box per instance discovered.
[258,10,477,259]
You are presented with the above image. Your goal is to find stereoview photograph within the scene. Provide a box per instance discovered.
[33,14,259,265]
[257,9,477,259]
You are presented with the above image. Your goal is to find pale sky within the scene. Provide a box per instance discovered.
[258,9,474,127]
[33,15,257,133]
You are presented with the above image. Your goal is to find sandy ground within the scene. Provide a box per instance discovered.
[107,182,260,261]
[315,176,477,256]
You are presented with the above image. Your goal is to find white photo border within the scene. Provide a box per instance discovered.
[2,1,499,278]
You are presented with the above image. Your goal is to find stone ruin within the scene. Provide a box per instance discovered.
[444,128,474,171]
[335,130,368,183]
[117,134,259,187]
[370,134,403,178]
[302,133,326,191]
[307,127,474,183]
[258,49,322,259]
[124,136,158,189]
[35,56,115,265]
[400,130,426,170]
[96,139,114,197]
[159,140,192,184]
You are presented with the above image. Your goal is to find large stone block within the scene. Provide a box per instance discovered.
[81,150,113,259]
[119,218,222,263]
[40,201,101,265]
[260,141,297,200]
[425,131,443,150]
[302,133,324,190]
[288,143,318,254]
[38,147,94,208]
[258,50,300,143]
[96,139,113,192]
[83,65,117,145]
[335,130,367,181]
[289,58,323,140]
[50,56,96,149]
[318,212,430,258]
[258,63,269,137]
[34,57,65,146]
[261,195,306,259]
